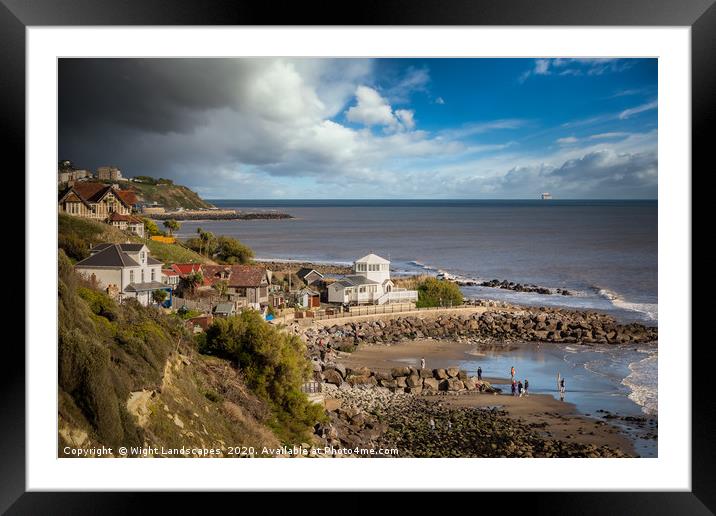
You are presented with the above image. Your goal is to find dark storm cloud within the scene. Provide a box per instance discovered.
[59,59,241,135]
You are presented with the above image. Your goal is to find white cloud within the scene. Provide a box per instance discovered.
[435,97,445,105]
[395,109,415,130]
[619,100,658,119]
[345,86,399,128]
[556,136,578,144]
[588,132,629,140]
[534,59,551,75]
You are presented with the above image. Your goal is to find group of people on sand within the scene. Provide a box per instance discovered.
[509,365,530,398]
[418,358,566,401]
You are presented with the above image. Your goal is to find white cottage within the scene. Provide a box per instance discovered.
[75,243,169,306]
[327,253,418,305]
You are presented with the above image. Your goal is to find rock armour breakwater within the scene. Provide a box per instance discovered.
[315,362,500,394]
[304,309,657,350]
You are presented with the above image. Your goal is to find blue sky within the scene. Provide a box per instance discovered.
[59,58,658,199]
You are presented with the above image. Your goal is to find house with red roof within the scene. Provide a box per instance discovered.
[58,182,138,221]
[107,212,145,238]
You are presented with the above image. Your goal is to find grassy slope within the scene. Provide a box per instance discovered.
[59,213,212,266]
[58,251,280,456]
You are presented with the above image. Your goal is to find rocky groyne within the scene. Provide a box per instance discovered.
[304,308,657,350]
[473,278,571,296]
[146,210,293,221]
[314,362,501,394]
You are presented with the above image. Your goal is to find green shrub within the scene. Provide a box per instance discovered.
[203,311,324,442]
[415,277,464,308]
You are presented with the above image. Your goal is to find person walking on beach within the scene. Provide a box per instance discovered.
[420,357,426,370]
[518,380,524,397]
[477,366,482,381]
[511,379,517,396]
[524,378,529,397]
[559,377,566,401]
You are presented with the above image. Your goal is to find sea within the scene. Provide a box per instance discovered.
[177,199,658,425]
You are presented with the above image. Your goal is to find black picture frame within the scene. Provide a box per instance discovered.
[5,0,707,512]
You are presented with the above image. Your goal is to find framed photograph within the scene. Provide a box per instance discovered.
[7,0,707,511]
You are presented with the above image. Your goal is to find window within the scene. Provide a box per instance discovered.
[359,287,366,293]
[151,269,155,281]
[141,270,145,282]
[129,270,134,283]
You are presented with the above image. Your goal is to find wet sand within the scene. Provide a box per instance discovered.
[339,338,637,455]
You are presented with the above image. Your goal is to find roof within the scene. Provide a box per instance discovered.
[355,253,390,264]
[124,281,168,292]
[226,265,267,288]
[76,244,140,268]
[59,182,137,208]
[107,212,143,224]
[296,268,324,280]
[171,263,203,275]
[298,288,320,296]
[147,257,163,265]
[91,243,146,254]
[343,275,379,286]
[213,302,235,314]
[330,275,379,289]
[162,269,179,276]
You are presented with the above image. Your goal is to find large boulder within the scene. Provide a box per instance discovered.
[434,368,449,380]
[447,367,460,378]
[396,376,408,388]
[405,386,423,395]
[374,370,394,382]
[323,369,343,386]
[347,375,377,386]
[463,378,476,390]
[391,366,411,378]
[347,366,371,377]
[423,378,440,391]
[446,378,464,391]
[419,369,432,378]
[380,379,398,389]
[324,362,346,378]
[406,375,422,388]
[457,370,468,381]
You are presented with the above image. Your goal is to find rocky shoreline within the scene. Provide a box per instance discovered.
[303,307,657,351]
[468,278,572,296]
[314,384,630,458]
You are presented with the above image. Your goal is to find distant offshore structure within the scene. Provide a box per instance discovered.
[541,192,553,200]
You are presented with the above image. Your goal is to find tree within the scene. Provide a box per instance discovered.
[143,218,161,237]
[152,289,168,305]
[415,277,464,308]
[202,311,324,441]
[215,236,254,264]
[163,219,180,236]
[180,271,204,295]
[196,227,204,255]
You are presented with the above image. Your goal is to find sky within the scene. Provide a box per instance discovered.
[59,58,657,199]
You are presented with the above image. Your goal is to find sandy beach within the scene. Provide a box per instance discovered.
[337,338,640,455]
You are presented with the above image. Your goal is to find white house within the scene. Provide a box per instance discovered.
[327,253,418,305]
[75,243,169,306]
